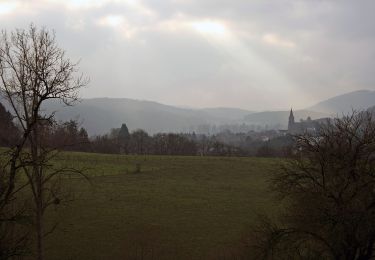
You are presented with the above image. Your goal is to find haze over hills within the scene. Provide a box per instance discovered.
[199,107,253,121]
[1,89,374,135]
[41,98,254,135]
[243,110,331,128]
[309,90,375,114]
[245,90,375,128]
[243,90,375,127]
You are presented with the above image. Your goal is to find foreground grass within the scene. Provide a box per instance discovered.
[7,151,281,259]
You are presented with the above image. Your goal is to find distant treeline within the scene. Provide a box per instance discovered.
[0,102,293,157]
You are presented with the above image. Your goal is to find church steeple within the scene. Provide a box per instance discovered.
[288,108,295,132]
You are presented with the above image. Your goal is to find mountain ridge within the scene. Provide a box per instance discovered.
[41,97,254,135]
[308,89,375,114]
[1,89,374,135]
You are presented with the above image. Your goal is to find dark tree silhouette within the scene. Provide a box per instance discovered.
[0,25,87,260]
[118,123,130,153]
[252,111,375,260]
[129,129,150,154]
[0,102,19,146]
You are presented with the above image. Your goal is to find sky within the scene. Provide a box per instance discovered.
[0,0,374,110]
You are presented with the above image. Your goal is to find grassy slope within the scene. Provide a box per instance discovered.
[32,153,279,259]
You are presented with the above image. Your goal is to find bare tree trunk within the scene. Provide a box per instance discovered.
[32,127,44,260]
[0,25,87,259]
[35,201,44,260]
[35,167,44,260]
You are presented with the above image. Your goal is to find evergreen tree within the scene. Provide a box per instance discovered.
[118,123,130,153]
[118,123,130,140]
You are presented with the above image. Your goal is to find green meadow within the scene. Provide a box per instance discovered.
[18,152,281,259]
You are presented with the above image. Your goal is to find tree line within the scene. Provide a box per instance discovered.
[2,24,375,260]
[1,107,290,157]
[91,123,247,156]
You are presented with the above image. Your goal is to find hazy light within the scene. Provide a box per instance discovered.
[0,1,18,15]
[45,0,153,15]
[262,33,296,48]
[98,15,125,27]
[191,21,227,37]
[47,0,110,9]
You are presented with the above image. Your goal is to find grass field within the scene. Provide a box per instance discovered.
[28,153,280,259]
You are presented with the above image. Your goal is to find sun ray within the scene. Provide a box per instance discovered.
[190,20,227,37]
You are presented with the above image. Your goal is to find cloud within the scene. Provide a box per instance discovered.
[190,20,227,37]
[98,14,125,26]
[0,1,19,15]
[262,33,296,48]
[44,0,114,10]
[0,0,374,110]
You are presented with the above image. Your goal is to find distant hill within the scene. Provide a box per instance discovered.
[2,89,374,135]
[199,107,253,121]
[243,110,330,129]
[309,90,375,114]
[40,98,253,135]
[243,89,375,129]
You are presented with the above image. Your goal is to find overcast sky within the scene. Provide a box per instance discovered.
[0,0,374,110]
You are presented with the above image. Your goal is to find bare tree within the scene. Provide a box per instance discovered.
[251,111,375,260]
[0,162,30,259]
[0,24,87,260]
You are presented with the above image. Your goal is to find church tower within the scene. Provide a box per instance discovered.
[288,108,295,132]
